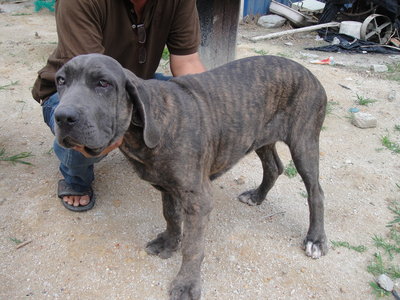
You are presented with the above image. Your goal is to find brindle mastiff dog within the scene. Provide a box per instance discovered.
[54,53,327,300]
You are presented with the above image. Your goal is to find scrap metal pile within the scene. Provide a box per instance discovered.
[251,0,400,53]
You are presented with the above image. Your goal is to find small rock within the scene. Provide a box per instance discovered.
[377,274,394,292]
[371,64,388,73]
[352,112,377,129]
[234,176,246,185]
[257,14,286,29]
[388,90,397,102]
[284,42,293,46]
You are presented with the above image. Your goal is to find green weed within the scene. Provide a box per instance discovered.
[0,80,19,90]
[355,94,376,106]
[0,148,33,165]
[9,237,23,244]
[46,147,54,155]
[368,252,400,279]
[331,240,367,253]
[326,101,339,115]
[162,47,170,61]
[386,62,400,82]
[372,235,400,259]
[300,191,308,198]
[369,281,391,297]
[276,52,291,58]
[11,13,32,16]
[253,49,268,55]
[367,200,400,296]
[381,135,400,154]
[283,160,297,178]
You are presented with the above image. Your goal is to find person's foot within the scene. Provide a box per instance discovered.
[63,195,90,207]
[57,179,95,212]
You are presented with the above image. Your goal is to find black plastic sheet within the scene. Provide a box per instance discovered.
[305,33,400,54]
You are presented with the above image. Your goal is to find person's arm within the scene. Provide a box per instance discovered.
[170,52,206,76]
[166,0,205,76]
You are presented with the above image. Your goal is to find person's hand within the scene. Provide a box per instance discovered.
[73,137,123,158]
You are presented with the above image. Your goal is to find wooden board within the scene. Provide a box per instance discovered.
[197,0,241,69]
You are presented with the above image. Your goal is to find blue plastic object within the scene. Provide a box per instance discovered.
[34,0,55,12]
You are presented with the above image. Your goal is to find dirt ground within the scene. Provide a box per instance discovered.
[1,2,400,300]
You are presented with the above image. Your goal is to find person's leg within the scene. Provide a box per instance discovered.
[42,93,103,209]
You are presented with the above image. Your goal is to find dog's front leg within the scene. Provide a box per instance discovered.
[169,187,213,300]
[146,192,183,259]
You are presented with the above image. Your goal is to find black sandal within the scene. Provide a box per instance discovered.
[57,179,95,212]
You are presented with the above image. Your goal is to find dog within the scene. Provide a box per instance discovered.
[54,53,328,300]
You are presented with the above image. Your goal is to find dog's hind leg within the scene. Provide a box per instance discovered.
[145,192,183,259]
[289,138,327,259]
[238,144,283,206]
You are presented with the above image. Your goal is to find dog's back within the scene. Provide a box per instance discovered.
[165,55,327,178]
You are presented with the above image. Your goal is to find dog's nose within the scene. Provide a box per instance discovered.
[55,107,80,127]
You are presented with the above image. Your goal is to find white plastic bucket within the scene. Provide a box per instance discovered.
[339,21,362,39]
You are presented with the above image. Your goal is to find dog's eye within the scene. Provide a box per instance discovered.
[98,80,111,88]
[57,77,65,86]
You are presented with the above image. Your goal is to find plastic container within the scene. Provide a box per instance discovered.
[339,21,362,39]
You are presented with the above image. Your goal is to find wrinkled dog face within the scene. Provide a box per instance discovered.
[54,54,132,156]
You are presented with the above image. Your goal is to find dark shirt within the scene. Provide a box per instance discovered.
[32,0,201,103]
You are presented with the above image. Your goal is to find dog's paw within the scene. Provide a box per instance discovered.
[303,238,328,259]
[169,276,201,300]
[238,190,263,206]
[145,232,180,259]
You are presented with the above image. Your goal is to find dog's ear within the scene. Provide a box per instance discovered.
[125,73,161,149]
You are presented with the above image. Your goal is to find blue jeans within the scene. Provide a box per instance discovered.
[42,73,171,192]
[42,93,104,192]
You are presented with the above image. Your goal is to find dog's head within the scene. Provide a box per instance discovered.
[54,54,160,157]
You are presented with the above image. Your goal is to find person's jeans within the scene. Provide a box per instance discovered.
[42,72,171,192]
[42,93,104,192]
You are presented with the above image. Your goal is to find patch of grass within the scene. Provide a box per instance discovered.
[300,191,308,198]
[387,202,400,227]
[370,281,391,297]
[372,235,400,259]
[386,62,400,82]
[284,160,297,178]
[9,237,23,245]
[394,125,400,132]
[162,47,170,61]
[276,52,291,58]
[367,200,400,296]
[46,147,54,155]
[0,148,33,165]
[367,252,400,279]
[331,240,367,253]
[253,49,268,55]
[381,135,400,154]
[0,80,19,90]
[355,94,377,106]
[326,101,339,115]
[11,13,32,16]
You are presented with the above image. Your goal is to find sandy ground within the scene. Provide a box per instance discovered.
[1,2,400,299]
